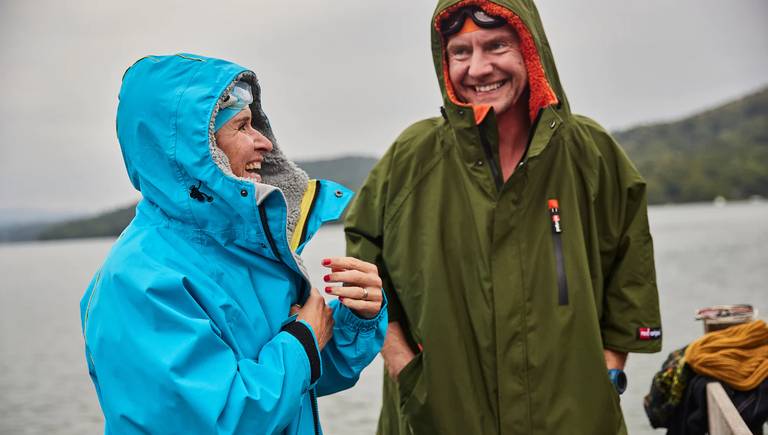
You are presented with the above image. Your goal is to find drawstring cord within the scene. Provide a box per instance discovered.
[189,181,213,203]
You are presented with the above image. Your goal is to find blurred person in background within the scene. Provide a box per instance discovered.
[345,1,661,434]
[80,53,387,434]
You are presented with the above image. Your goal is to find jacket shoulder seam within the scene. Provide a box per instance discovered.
[382,121,449,232]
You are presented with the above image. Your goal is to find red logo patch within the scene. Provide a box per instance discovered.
[637,327,662,340]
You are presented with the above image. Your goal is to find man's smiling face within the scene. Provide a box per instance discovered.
[446,25,528,117]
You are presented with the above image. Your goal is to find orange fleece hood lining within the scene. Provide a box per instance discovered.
[435,0,559,124]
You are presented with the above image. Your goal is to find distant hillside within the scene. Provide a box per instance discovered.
[0,208,81,227]
[0,222,54,243]
[38,206,136,241]
[295,155,378,191]
[13,87,768,242]
[0,209,81,242]
[614,87,768,204]
[35,155,378,241]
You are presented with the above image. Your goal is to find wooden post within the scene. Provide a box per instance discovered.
[706,382,752,435]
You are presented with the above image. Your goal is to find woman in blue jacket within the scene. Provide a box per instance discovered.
[80,54,387,434]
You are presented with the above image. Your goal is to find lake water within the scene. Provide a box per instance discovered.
[0,201,766,434]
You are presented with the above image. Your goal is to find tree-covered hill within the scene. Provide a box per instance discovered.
[38,206,137,241]
[9,86,768,242]
[614,86,767,204]
[36,156,378,241]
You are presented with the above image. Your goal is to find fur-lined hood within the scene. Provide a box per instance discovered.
[116,54,348,268]
[430,0,570,125]
[117,54,314,238]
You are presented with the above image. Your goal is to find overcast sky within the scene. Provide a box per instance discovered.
[1,0,766,214]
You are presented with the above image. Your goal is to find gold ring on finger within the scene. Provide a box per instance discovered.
[361,288,369,300]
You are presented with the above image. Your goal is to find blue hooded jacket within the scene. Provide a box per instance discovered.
[80,54,387,435]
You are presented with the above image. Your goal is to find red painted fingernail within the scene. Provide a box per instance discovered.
[339,297,344,302]
[325,287,332,293]
[322,259,331,266]
[323,275,331,282]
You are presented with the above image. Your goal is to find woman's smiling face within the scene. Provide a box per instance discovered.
[214,107,273,181]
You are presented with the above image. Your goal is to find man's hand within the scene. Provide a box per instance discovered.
[604,348,627,370]
[295,288,334,350]
[382,321,416,380]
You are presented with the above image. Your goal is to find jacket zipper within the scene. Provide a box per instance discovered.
[310,389,320,435]
[258,204,281,262]
[548,199,569,305]
[519,108,543,168]
[297,181,321,249]
[260,204,319,435]
[477,108,544,192]
[260,194,316,303]
[478,126,504,192]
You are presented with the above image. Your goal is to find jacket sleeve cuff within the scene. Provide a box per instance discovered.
[602,326,662,354]
[334,290,388,331]
[281,320,322,384]
[383,285,406,324]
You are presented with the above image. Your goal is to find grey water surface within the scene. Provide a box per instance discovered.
[1,201,766,434]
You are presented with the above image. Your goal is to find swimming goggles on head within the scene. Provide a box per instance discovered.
[215,81,254,131]
[439,6,506,37]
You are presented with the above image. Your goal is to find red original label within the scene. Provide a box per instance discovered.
[548,199,562,233]
[637,327,662,340]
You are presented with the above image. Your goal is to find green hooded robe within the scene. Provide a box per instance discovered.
[345,1,662,433]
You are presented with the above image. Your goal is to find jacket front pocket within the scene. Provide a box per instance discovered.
[396,352,434,434]
[397,351,424,408]
[549,199,569,305]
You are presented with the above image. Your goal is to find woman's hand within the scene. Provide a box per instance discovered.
[291,288,334,350]
[322,257,384,319]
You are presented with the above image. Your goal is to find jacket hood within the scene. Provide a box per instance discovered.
[431,0,570,124]
[116,53,308,237]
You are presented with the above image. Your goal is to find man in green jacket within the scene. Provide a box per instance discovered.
[345,1,662,433]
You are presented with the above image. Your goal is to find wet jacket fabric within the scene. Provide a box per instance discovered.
[80,54,387,435]
[344,1,661,434]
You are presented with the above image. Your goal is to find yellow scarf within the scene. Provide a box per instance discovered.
[684,320,768,391]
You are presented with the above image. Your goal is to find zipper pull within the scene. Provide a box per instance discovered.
[548,199,562,233]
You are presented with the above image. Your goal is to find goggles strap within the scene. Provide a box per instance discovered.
[458,17,482,34]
